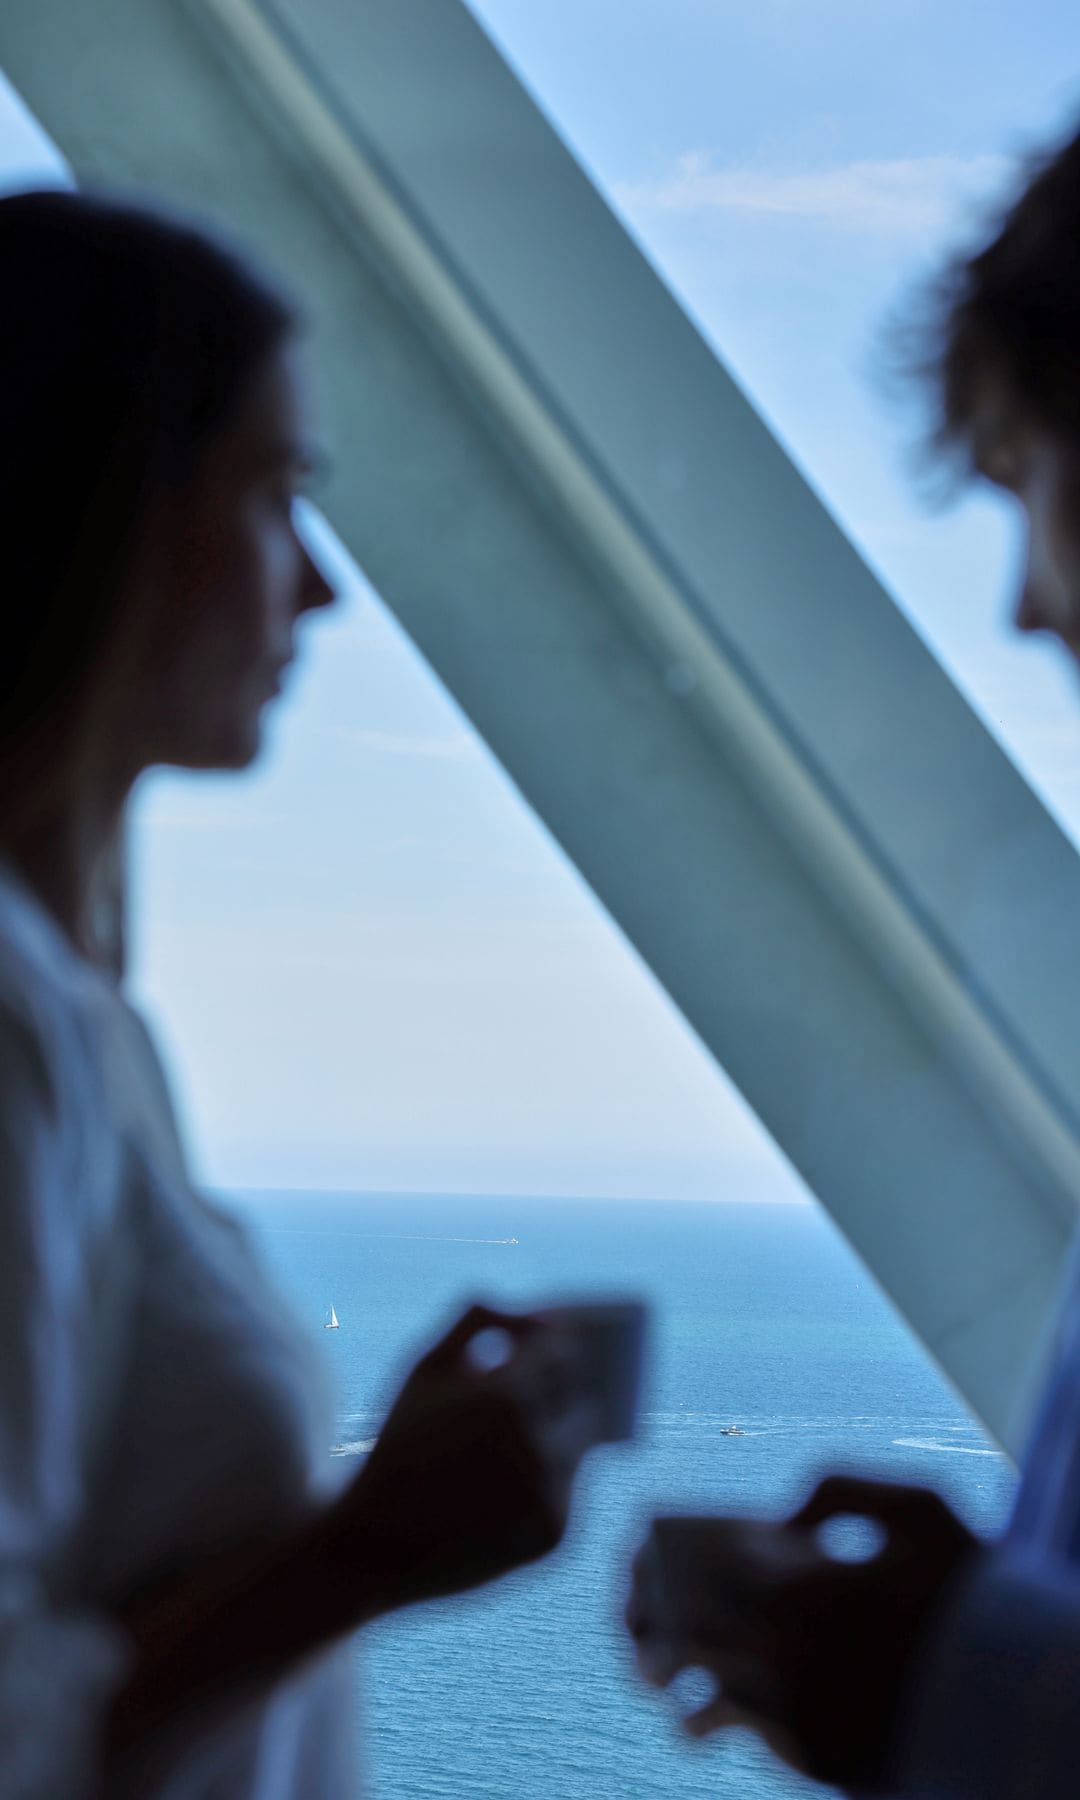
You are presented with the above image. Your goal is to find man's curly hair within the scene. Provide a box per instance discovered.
[922,119,1080,468]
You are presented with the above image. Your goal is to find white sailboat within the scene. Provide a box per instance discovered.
[324,1304,340,1330]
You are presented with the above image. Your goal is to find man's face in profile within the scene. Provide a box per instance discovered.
[972,377,1080,667]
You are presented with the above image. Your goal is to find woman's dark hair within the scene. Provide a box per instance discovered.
[0,187,299,741]
[918,119,1080,471]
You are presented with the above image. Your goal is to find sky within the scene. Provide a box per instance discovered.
[2,6,1080,1201]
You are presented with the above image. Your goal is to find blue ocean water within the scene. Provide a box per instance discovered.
[228,1191,1015,1800]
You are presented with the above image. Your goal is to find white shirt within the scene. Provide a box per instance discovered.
[0,863,359,1798]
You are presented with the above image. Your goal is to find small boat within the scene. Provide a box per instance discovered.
[719,1425,744,1436]
[324,1305,340,1331]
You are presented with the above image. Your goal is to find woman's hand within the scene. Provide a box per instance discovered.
[329,1305,585,1618]
[104,1306,583,1769]
[626,1475,979,1792]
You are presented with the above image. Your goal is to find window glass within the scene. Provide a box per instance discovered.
[238,1187,1011,1800]
[0,43,1028,1800]
[465,0,1080,840]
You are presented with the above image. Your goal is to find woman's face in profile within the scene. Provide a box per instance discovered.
[130,341,336,772]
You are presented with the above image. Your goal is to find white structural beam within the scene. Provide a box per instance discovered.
[5,0,1080,1451]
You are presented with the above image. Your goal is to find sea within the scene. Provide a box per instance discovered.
[226,1190,1015,1800]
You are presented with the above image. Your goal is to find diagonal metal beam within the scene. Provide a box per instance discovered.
[4,0,1080,1450]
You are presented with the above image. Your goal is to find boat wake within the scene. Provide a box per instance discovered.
[643,1413,1001,1455]
[265,1226,519,1245]
[386,1234,520,1245]
[892,1437,999,1457]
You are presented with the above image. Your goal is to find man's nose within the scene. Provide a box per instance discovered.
[1015,579,1044,637]
[1014,577,1048,635]
[1012,529,1047,636]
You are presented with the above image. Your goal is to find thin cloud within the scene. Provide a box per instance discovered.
[615,152,1012,237]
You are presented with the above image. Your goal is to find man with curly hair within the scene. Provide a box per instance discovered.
[627,118,1080,1799]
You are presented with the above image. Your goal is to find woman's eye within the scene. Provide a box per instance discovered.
[266,481,299,518]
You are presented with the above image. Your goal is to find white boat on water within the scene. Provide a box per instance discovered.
[324,1305,340,1330]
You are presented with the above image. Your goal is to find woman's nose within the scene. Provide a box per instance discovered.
[299,541,338,614]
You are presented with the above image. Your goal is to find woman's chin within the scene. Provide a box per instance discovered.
[157,718,265,773]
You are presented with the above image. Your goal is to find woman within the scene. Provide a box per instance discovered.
[0,188,571,1797]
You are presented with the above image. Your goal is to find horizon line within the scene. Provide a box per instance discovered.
[219,1183,812,1207]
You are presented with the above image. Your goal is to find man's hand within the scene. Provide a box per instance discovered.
[626,1475,980,1791]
